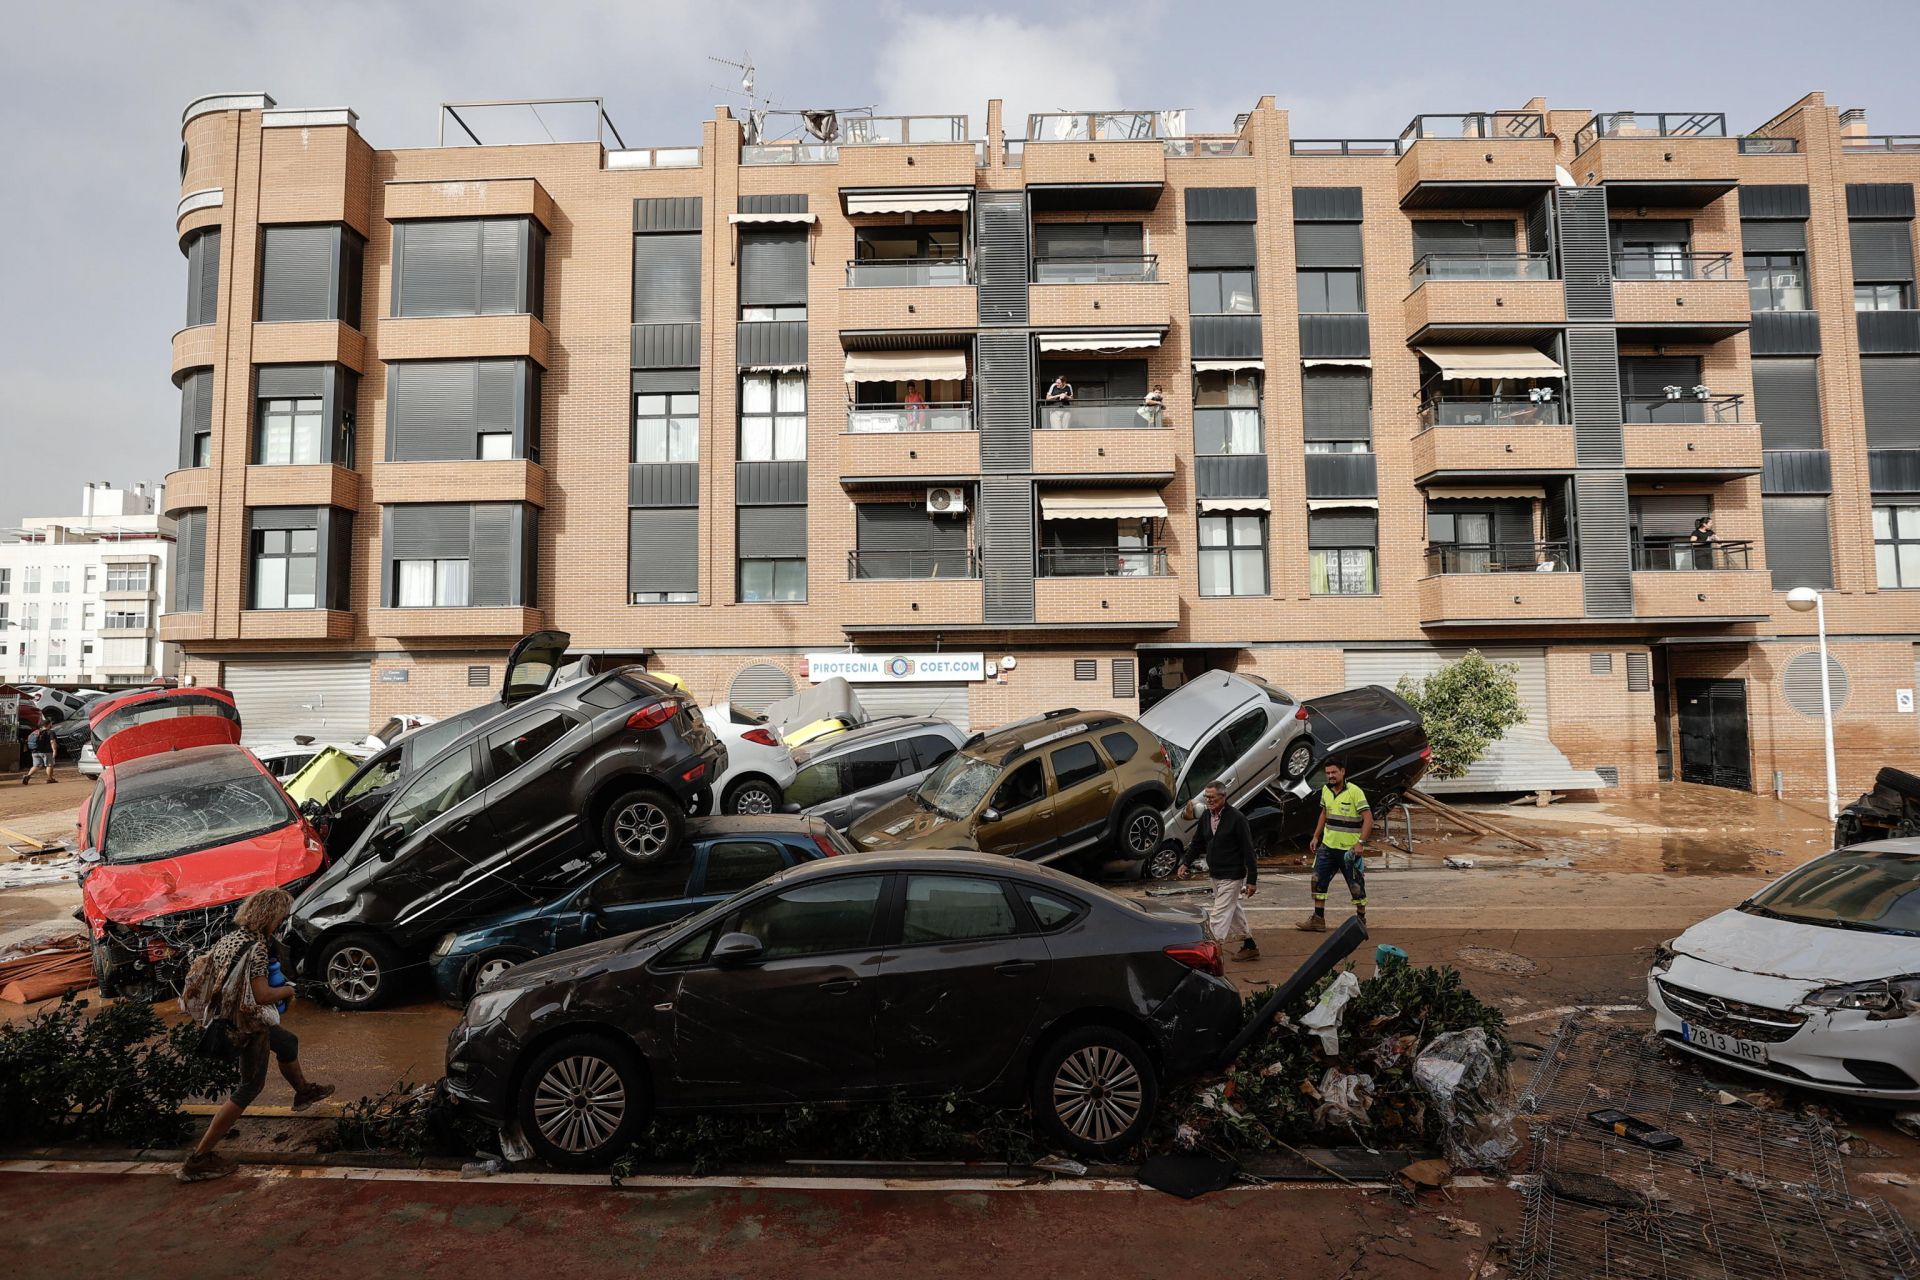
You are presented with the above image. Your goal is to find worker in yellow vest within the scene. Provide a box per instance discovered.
[1297,758,1372,932]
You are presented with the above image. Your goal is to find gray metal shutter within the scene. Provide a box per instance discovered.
[222,659,372,744]
[739,227,808,306]
[325,509,353,611]
[1411,220,1515,259]
[1565,327,1624,466]
[855,503,968,575]
[1589,653,1614,675]
[1308,511,1376,545]
[1294,222,1363,267]
[1305,452,1376,498]
[1619,356,1703,399]
[1741,219,1806,253]
[634,197,703,233]
[1851,221,1917,282]
[1751,358,1823,450]
[1871,449,1920,493]
[728,663,796,714]
[736,461,807,505]
[1111,658,1136,700]
[1763,449,1832,494]
[248,506,319,533]
[1074,659,1097,681]
[632,323,701,368]
[1299,314,1369,359]
[469,505,514,606]
[1575,472,1632,616]
[1863,358,1920,448]
[477,360,519,446]
[632,370,698,395]
[185,228,220,327]
[255,364,324,399]
[737,506,805,557]
[980,476,1035,623]
[1743,185,1811,219]
[853,685,971,733]
[1762,496,1834,589]
[734,321,808,367]
[1848,184,1917,219]
[177,369,213,468]
[629,509,698,595]
[1302,369,1372,440]
[387,504,474,559]
[1191,314,1264,359]
[1555,187,1614,320]
[976,331,1033,470]
[1625,652,1651,692]
[339,229,365,329]
[388,361,476,460]
[633,233,701,324]
[1186,223,1256,268]
[1750,310,1823,356]
[1195,455,1267,498]
[740,195,807,215]
[1292,188,1363,221]
[479,219,526,314]
[394,221,481,316]
[172,510,206,612]
[629,463,699,507]
[1185,188,1257,222]
[974,193,1031,325]
[259,225,337,323]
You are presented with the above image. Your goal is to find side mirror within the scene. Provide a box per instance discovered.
[979,808,1002,824]
[711,932,766,967]
[369,825,404,860]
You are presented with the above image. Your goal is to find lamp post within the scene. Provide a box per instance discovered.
[1785,586,1838,821]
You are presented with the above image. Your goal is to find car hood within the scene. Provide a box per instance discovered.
[488,927,666,991]
[81,821,324,930]
[1671,908,1920,992]
[850,794,965,849]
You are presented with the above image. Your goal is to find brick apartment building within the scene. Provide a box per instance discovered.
[161,90,1920,795]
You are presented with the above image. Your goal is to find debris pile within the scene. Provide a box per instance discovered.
[0,937,95,1004]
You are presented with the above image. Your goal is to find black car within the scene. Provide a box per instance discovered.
[445,852,1243,1165]
[288,665,727,1009]
[1836,767,1920,849]
[788,715,969,830]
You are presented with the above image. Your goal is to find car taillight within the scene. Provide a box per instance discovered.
[1294,706,1309,720]
[1164,941,1223,977]
[682,763,707,782]
[626,700,680,732]
[811,832,841,858]
[742,727,780,747]
[1419,746,1432,761]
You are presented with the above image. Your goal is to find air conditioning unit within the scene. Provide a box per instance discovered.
[926,487,967,515]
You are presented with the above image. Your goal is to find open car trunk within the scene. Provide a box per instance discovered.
[88,688,242,767]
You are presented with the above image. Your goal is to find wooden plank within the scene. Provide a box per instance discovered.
[1407,789,1545,851]
[0,825,48,851]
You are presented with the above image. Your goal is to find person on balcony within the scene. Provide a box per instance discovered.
[904,383,926,430]
[1687,515,1716,571]
[1138,383,1166,425]
[1044,374,1074,429]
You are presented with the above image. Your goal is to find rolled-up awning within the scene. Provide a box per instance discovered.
[842,350,969,384]
[1416,345,1564,380]
[1302,357,1372,368]
[844,191,971,215]
[741,362,809,373]
[1306,498,1380,510]
[1193,358,1265,372]
[1037,331,1163,352]
[1422,484,1547,500]
[728,211,819,224]
[1040,489,1169,520]
[1199,497,1272,513]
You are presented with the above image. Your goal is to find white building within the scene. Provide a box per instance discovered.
[0,484,177,687]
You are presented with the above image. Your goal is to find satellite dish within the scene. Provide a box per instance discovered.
[1554,164,1576,188]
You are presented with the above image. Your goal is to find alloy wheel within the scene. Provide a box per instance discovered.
[731,785,776,816]
[612,801,671,860]
[532,1054,627,1154]
[326,946,380,1004]
[474,956,516,991]
[1145,845,1181,881]
[1284,743,1313,778]
[1052,1045,1144,1145]
[1125,811,1162,856]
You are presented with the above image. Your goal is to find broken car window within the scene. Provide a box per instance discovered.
[103,770,293,863]
[917,753,1003,820]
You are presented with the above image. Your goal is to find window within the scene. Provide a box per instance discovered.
[1745,253,1808,311]
[785,741,904,807]
[21,604,39,630]
[1311,547,1376,595]
[381,748,483,844]
[81,603,96,630]
[1199,514,1267,596]
[740,304,807,321]
[48,639,67,669]
[1856,282,1915,311]
[50,566,70,592]
[1296,269,1362,313]
[0,605,8,629]
[1023,887,1084,931]
[1306,440,1370,454]
[1193,370,1262,454]
[192,432,213,468]
[1875,505,1920,587]
[484,711,572,780]
[1100,731,1139,765]
[738,558,805,603]
[701,840,790,896]
[83,566,100,592]
[256,397,324,465]
[990,760,1047,813]
[251,527,319,609]
[392,218,543,319]
[740,373,806,461]
[901,874,1018,944]
[397,558,470,607]
[635,392,700,463]
[728,876,883,960]
[104,608,147,629]
[477,432,513,460]
[1050,741,1104,790]
[105,566,148,593]
[633,591,698,605]
[47,604,66,631]
[907,735,958,771]
[0,569,9,594]
[1189,269,1257,314]
[22,568,37,594]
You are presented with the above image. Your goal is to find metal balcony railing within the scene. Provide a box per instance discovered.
[1633,539,1753,571]
[1409,252,1553,285]
[847,549,980,580]
[1841,135,1920,153]
[847,402,974,433]
[1425,541,1575,575]
[1039,546,1172,577]
[1737,136,1799,154]
[1611,249,1736,281]
[841,115,969,145]
[1036,400,1166,430]
[845,258,973,288]
[1419,397,1565,427]
[1575,112,1728,153]
[1621,394,1745,424]
[1031,254,1159,284]
[1290,138,1402,156]
[1400,113,1546,144]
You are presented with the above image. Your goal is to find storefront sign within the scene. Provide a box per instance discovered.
[804,653,987,684]
[377,669,410,684]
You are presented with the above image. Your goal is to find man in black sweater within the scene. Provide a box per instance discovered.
[1176,783,1260,961]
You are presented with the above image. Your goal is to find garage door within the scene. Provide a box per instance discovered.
[850,684,972,733]
[223,660,372,744]
[1342,648,1604,794]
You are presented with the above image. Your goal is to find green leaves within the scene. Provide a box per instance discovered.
[1395,650,1527,780]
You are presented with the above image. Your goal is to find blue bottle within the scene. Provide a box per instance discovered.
[267,958,290,1014]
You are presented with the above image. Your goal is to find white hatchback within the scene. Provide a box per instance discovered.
[1649,838,1920,1101]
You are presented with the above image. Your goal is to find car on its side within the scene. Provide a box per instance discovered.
[288,665,726,1010]
[1650,838,1920,1102]
[444,852,1243,1166]
[1834,767,1920,850]
[791,716,968,830]
[428,815,851,1001]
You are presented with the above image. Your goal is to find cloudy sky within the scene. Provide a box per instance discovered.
[5,0,1917,527]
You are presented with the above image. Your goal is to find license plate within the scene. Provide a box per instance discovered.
[1683,1022,1769,1065]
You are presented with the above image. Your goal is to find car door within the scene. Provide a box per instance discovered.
[694,837,798,901]
[361,744,490,938]
[577,846,703,943]
[461,708,595,918]
[1043,739,1112,857]
[975,758,1055,860]
[324,745,405,855]
[869,872,1050,1089]
[498,630,571,706]
[667,872,890,1102]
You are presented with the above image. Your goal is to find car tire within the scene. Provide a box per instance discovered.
[1031,1025,1158,1160]
[1117,803,1165,861]
[723,776,784,816]
[464,949,532,999]
[602,787,686,866]
[1280,739,1315,781]
[90,940,122,999]
[515,1032,648,1169]
[317,931,402,1011]
[1877,767,1920,801]
[1143,842,1183,882]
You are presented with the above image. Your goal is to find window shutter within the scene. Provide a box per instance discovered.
[1750,358,1823,450]
[177,369,213,468]
[634,196,704,233]
[1742,185,1811,219]
[1762,495,1834,589]
[1111,658,1136,699]
[185,228,221,327]
[394,221,481,316]
[1308,511,1377,546]
[387,504,474,559]
[1294,222,1363,267]
[1740,219,1805,253]
[1850,221,1917,282]
[633,233,702,323]
[1186,223,1256,268]
[1863,358,1920,448]
[469,505,514,605]
[254,364,325,399]
[1073,659,1097,681]
[1184,188,1257,222]
[1625,653,1651,692]
[628,508,698,595]
[1302,369,1372,441]
[476,360,520,444]
[1292,188,1363,221]
[259,225,337,322]
[738,228,808,306]
[1589,653,1614,675]
[173,511,206,612]
[388,362,476,460]
[737,506,806,557]
[479,219,525,314]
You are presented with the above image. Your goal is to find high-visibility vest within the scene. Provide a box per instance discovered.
[1320,783,1369,851]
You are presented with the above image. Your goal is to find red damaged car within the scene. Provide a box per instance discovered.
[75,688,327,998]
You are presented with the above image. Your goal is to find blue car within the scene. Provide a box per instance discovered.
[428,816,854,1001]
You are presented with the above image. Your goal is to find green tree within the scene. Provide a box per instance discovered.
[1395,650,1526,781]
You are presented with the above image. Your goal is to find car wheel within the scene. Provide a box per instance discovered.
[602,787,686,866]
[1031,1026,1158,1160]
[317,932,401,1011]
[1280,740,1315,781]
[1143,842,1183,882]
[723,776,783,816]
[465,950,529,998]
[516,1033,648,1169]
[1119,804,1165,859]
[90,940,122,999]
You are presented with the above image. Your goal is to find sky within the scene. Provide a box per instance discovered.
[4,0,1919,528]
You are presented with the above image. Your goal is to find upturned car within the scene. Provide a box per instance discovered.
[1835,767,1920,849]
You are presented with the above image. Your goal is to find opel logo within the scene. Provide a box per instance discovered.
[1706,997,1730,1019]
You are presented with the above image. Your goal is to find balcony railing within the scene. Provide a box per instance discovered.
[845,258,973,288]
[1039,546,1172,577]
[1032,254,1159,284]
[1419,396,1565,427]
[1621,394,1745,424]
[1841,135,1920,153]
[1027,111,1163,141]
[1400,113,1545,144]
[847,402,974,433]
[1575,112,1728,153]
[841,115,969,145]
[1633,539,1753,571]
[1611,249,1735,281]
[1290,138,1402,157]
[1165,136,1250,157]
[1409,252,1553,285]
[1037,400,1166,430]
[847,549,980,580]
[1425,541,1575,575]
[1737,136,1799,155]
[741,142,839,165]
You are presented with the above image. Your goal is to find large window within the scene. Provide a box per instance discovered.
[104,607,148,629]
[251,527,319,609]
[49,604,67,631]
[0,568,9,594]
[1857,282,1916,312]
[1876,504,1920,588]
[1311,547,1376,595]
[1198,514,1267,597]
[1193,370,1261,454]
[635,391,700,462]
[256,397,324,465]
[740,373,806,461]
[50,565,69,593]
[1296,269,1363,313]
[1188,269,1257,314]
[104,566,148,593]
[1745,252,1808,311]
[21,567,38,594]
[739,556,805,602]
[397,558,470,607]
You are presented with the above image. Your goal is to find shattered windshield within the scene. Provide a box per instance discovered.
[1744,850,1920,936]
[916,753,1000,821]
[103,770,294,863]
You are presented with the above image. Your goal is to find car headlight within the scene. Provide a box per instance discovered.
[464,987,520,1027]
[1651,942,1677,975]
[431,932,459,959]
[1806,975,1920,1017]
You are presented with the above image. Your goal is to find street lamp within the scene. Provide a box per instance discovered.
[1785,586,1839,821]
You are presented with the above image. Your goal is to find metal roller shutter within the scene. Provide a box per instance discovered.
[738,227,808,306]
[632,234,701,324]
[1863,358,1920,448]
[1850,221,1916,283]
[259,225,337,323]
[1294,222,1363,267]
[223,659,372,744]
[1751,358,1823,450]
[851,684,971,733]
[1762,496,1834,588]
[1186,224,1256,268]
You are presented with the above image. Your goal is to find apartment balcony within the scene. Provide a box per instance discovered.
[837,281,979,333]
[839,552,984,630]
[1611,252,1750,341]
[1403,256,1563,340]
[1395,113,1557,209]
[1621,394,1748,426]
[158,611,215,644]
[1418,544,1584,625]
[838,406,979,483]
[251,320,368,372]
[245,463,363,510]
[163,467,213,515]
[1631,546,1769,620]
[237,609,356,641]
[744,116,980,183]
[171,325,220,379]
[1035,547,1180,628]
[370,459,548,507]
[1411,400,1574,479]
[1572,113,1738,206]
[369,605,545,640]
[374,313,551,366]
[1623,417,1762,475]
[1018,112,1167,205]
[1032,404,1177,480]
[845,258,972,289]
[1028,257,1172,331]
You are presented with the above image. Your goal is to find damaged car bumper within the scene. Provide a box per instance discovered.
[443,1012,520,1124]
[1150,969,1244,1077]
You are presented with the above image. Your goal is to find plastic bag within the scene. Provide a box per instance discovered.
[1413,1027,1518,1171]
[1312,1068,1375,1129]
[1300,971,1360,1055]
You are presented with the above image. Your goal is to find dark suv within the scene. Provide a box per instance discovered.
[788,716,969,830]
[288,666,726,1009]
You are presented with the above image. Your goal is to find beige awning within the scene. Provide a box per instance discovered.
[1416,345,1564,380]
[1306,498,1380,511]
[1193,359,1265,373]
[845,192,971,215]
[728,211,818,225]
[1040,490,1169,520]
[842,350,968,384]
[1199,497,1272,513]
[1422,484,1547,501]
[1302,357,1372,368]
[1037,331,1163,352]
